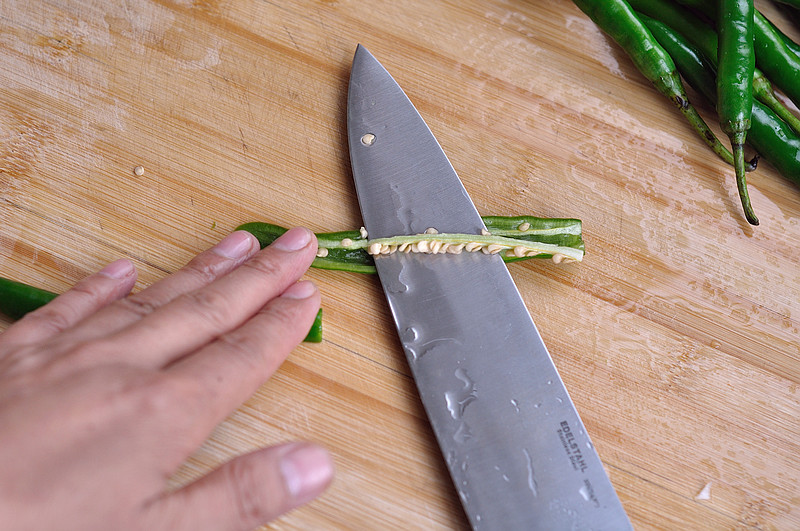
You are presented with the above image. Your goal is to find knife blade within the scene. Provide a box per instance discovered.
[347,44,632,530]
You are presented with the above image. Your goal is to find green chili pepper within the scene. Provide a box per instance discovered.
[303,309,323,343]
[0,277,58,321]
[629,0,800,137]
[761,11,800,59]
[750,70,800,136]
[675,0,800,111]
[741,10,800,116]
[717,0,757,225]
[571,0,746,171]
[0,276,324,343]
[237,215,585,274]
[641,14,800,187]
[746,103,800,187]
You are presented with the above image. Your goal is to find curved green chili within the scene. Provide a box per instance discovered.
[717,0,757,225]
[0,276,324,343]
[641,14,800,188]
[571,0,744,170]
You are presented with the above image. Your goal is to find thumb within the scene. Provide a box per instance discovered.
[151,442,333,531]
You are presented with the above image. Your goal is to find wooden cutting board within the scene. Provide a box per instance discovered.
[2,0,799,528]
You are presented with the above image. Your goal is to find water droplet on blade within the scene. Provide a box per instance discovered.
[378,257,410,293]
[445,368,477,420]
[523,448,538,497]
[454,422,472,443]
[400,326,420,360]
[401,326,419,342]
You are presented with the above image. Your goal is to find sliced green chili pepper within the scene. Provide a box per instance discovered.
[236,215,585,274]
[238,223,376,273]
[2,216,584,342]
[571,0,743,171]
[304,309,323,343]
[717,0,757,225]
[0,276,324,343]
[641,14,800,187]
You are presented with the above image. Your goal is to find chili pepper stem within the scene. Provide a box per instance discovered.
[732,137,759,225]
[677,103,750,170]
[755,84,800,135]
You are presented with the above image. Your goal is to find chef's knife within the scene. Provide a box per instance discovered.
[347,44,632,530]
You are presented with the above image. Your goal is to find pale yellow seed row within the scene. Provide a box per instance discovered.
[320,226,579,264]
[365,239,556,259]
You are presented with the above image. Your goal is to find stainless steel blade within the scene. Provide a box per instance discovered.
[347,45,631,530]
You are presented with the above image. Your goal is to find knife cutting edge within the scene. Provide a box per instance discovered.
[346,44,632,530]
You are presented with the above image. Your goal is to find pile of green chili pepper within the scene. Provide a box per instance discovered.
[0,215,585,343]
[573,0,800,225]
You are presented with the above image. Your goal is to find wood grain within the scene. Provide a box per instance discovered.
[2,0,800,528]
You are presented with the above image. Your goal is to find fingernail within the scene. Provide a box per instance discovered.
[280,443,333,502]
[272,227,312,252]
[281,280,318,300]
[98,259,134,279]
[213,231,256,259]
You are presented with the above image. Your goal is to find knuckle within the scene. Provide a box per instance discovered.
[115,294,160,319]
[181,288,231,330]
[71,337,116,360]
[215,332,264,374]
[240,254,283,280]
[225,456,275,526]
[123,373,189,418]
[21,305,75,335]
[69,277,108,301]
[266,302,300,330]
[180,255,223,286]
[46,338,121,377]
[0,346,48,379]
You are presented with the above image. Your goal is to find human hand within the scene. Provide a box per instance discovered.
[0,228,333,531]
